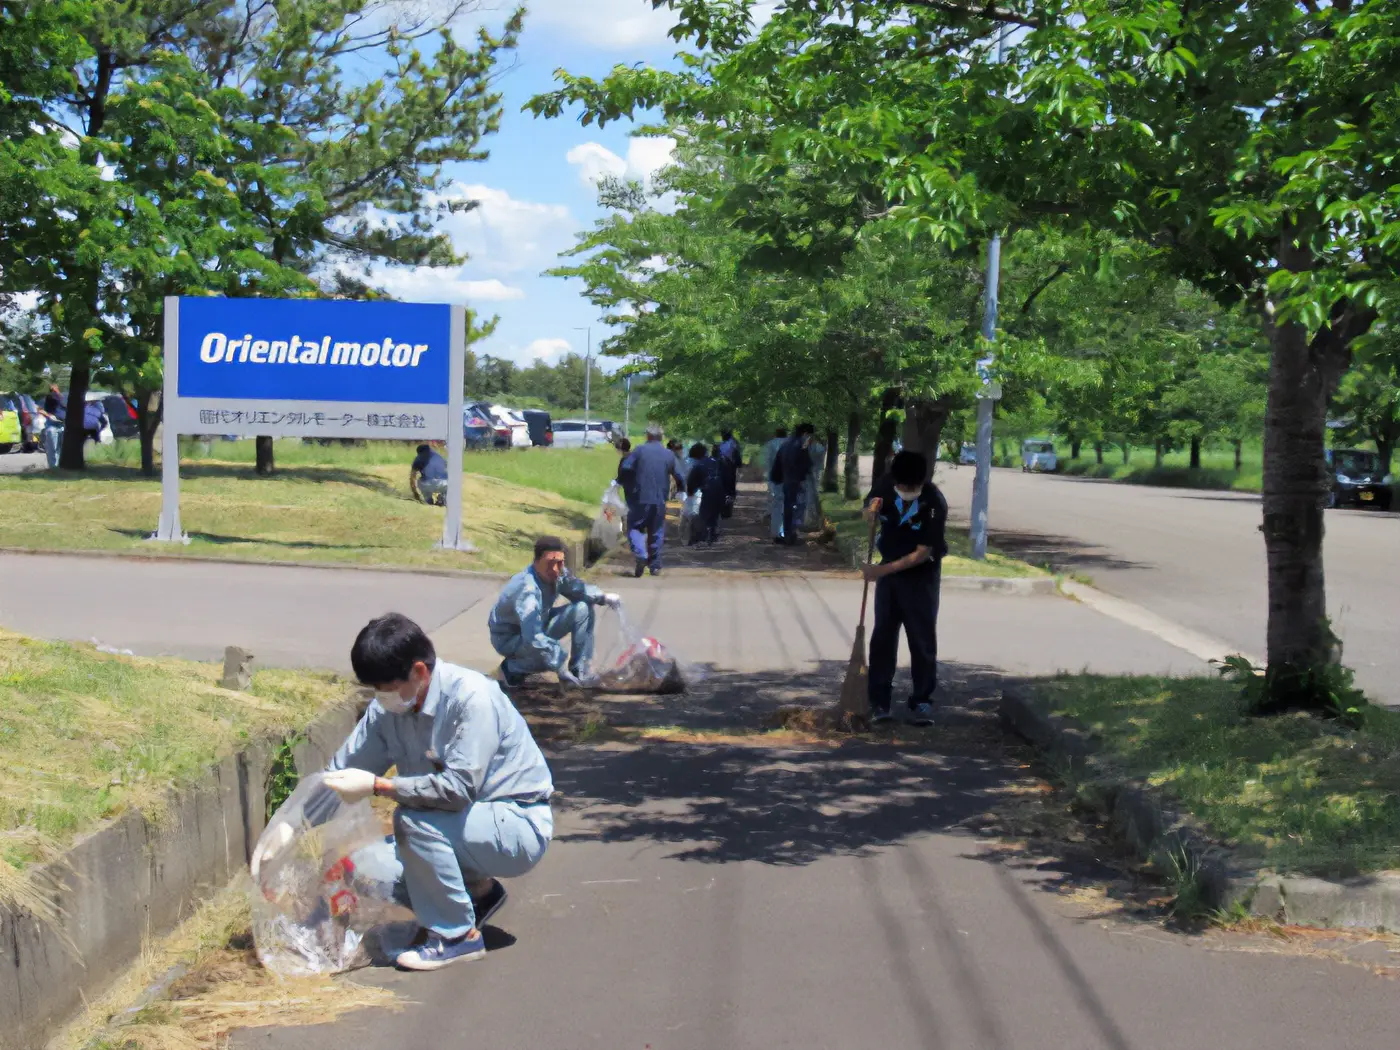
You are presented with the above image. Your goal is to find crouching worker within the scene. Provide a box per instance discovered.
[320,613,555,970]
[410,443,448,506]
[490,534,621,688]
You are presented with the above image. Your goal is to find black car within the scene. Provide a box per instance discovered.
[521,409,553,447]
[1326,449,1393,510]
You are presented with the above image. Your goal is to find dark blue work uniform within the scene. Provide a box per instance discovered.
[627,439,686,573]
[775,436,811,543]
[687,456,724,544]
[865,476,948,715]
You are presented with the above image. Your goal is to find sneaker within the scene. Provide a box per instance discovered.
[472,879,509,927]
[569,665,601,689]
[649,567,662,577]
[909,703,934,727]
[633,558,646,578]
[395,929,487,971]
[496,661,524,689]
[773,537,786,545]
[870,709,894,726]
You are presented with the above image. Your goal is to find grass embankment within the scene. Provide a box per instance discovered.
[1034,674,1400,877]
[826,495,1046,578]
[0,439,601,572]
[0,629,348,879]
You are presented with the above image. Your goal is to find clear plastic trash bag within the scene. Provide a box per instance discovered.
[590,481,629,555]
[678,490,702,546]
[593,607,692,694]
[250,772,413,976]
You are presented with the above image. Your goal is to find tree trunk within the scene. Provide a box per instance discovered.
[1094,442,1104,465]
[900,398,948,484]
[844,411,862,500]
[1121,441,1131,465]
[823,427,840,492]
[1154,441,1165,468]
[255,435,275,475]
[1233,439,1243,471]
[1070,439,1082,460]
[135,388,161,477]
[1189,436,1202,470]
[58,359,92,470]
[871,387,900,482]
[1257,318,1347,712]
[1376,433,1395,475]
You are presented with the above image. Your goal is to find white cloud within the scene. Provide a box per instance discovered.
[524,0,678,50]
[432,183,577,275]
[524,337,572,363]
[347,264,525,304]
[566,137,676,189]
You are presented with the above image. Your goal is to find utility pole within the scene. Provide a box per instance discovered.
[624,373,632,438]
[970,26,1006,561]
[573,326,592,447]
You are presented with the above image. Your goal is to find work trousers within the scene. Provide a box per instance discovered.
[768,482,785,538]
[392,800,553,938]
[497,600,595,677]
[868,563,942,713]
[781,482,804,542]
[627,502,667,570]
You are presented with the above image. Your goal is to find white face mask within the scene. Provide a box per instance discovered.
[375,689,415,714]
[894,487,921,502]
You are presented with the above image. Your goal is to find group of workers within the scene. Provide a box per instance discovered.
[761,424,827,543]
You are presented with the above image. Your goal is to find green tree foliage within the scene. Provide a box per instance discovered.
[1332,330,1400,471]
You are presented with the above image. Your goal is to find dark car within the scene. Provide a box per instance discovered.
[463,401,510,449]
[1326,449,1393,510]
[98,393,140,439]
[521,409,553,447]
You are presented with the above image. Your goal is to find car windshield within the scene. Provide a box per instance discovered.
[1334,451,1381,475]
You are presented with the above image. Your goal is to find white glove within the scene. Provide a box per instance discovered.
[557,666,583,688]
[251,821,294,881]
[602,592,622,608]
[322,768,377,805]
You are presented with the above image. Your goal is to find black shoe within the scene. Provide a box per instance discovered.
[773,537,786,545]
[472,878,509,928]
[633,558,646,578]
[649,567,662,577]
[870,709,894,726]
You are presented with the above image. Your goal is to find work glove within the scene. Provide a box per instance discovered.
[322,767,377,805]
[602,592,622,608]
[557,666,583,688]
[251,821,294,882]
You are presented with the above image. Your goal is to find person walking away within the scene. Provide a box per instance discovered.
[760,427,788,540]
[773,423,813,545]
[862,450,948,727]
[82,397,108,445]
[686,443,724,545]
[667,439,687,499]
[627,424,686,576]
[488,535,621,687]
[40,385,66,469]
[409,443,449,505]
[799,431,826,531]
[616,438,636,506]
[251,613,556,971]
[717,429,741,515]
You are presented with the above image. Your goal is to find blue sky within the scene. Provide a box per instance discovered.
[356,0,690,371]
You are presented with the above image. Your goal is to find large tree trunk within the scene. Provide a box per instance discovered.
[1154,440,1165,468]
[1189,436,1202,470]
[1121,440,1131,465]
[1375,432,1395,474]
[58,358,92,470]
[1070,438,1082,460]
[1233,439,1243,471]
[135,388,161,477]
[844,411,862,500]
[823,427,840,492]
[1257,317,1350,713]
[900,398,948,484]
[255,435,275,475]
[871,387,900,482]
[1095,442,1104,465]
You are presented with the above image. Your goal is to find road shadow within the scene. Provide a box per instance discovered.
[983,529,1149,574]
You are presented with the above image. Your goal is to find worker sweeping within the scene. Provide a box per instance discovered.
[862,450,948,726]
[252,612,556,971]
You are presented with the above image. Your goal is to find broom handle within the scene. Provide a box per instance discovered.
[857,515,878,628]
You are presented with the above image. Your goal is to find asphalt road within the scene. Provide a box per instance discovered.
[936,464,1400,705]
[0,451,45,474]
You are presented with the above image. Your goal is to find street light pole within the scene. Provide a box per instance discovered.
[624,373,632,438]
[573,326,592,446]
[970,27,1006,561]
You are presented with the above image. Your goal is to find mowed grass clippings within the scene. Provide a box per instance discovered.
[0,447,596,573]
[57,886,399,1050]
[0,630,348,877]
[1034,674,1400,877]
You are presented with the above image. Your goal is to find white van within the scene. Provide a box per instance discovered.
[552,420,612,448]
[1021,439,1058,473]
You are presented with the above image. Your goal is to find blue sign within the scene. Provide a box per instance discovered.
[177,296,452,405]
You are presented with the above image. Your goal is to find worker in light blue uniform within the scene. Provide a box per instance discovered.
[253,613,557,971]
[488,535,621,687]
[627,423,687,576]
[760,427,788,540]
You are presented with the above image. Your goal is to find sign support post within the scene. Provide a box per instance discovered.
[438,305,476,552]
[154,296,187,543]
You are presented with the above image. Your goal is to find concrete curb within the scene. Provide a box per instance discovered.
[999,688,1400,930]
[0,699,365,1050]
[942,575,1058,596]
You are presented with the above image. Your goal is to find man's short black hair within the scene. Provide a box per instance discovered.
[890,450,928,488]
[775,427,788,438]
[351,613,436,686]
[617,437,632,452]
[690,442,708,458]
[796,422,816,437]
[534,534,568,560]
[721,429,733,440]
[416,444,431,454]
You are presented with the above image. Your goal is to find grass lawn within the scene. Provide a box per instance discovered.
[826,494,1046,578]
[0,629,350,882]
[1033,674,1400,877]
[0,439,598,573]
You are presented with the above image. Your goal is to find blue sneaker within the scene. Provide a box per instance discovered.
[395,929,487,971]
[909,703,935,727]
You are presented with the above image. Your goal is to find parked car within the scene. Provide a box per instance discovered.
[88,392,139,440]
[486,404,531,448]
[552,419,612,448]
[1021,438,1058,473]
[521,409,553,447]
[463,402,500,449]
[1,392,42,452]
[959,441,977,465]
[0,394,21,453]
[1326,449,1393,510]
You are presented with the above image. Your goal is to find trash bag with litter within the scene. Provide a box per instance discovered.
[250,772,412,976]
[678,490,703,546]
[589,481,629,556]
[592,607,694,694]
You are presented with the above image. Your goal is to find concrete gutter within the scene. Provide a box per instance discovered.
[0,700,364,1050]
[942,575,1058,596]
[999,688,1400,930]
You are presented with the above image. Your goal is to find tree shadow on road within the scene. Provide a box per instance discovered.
[982,529,1149,574]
